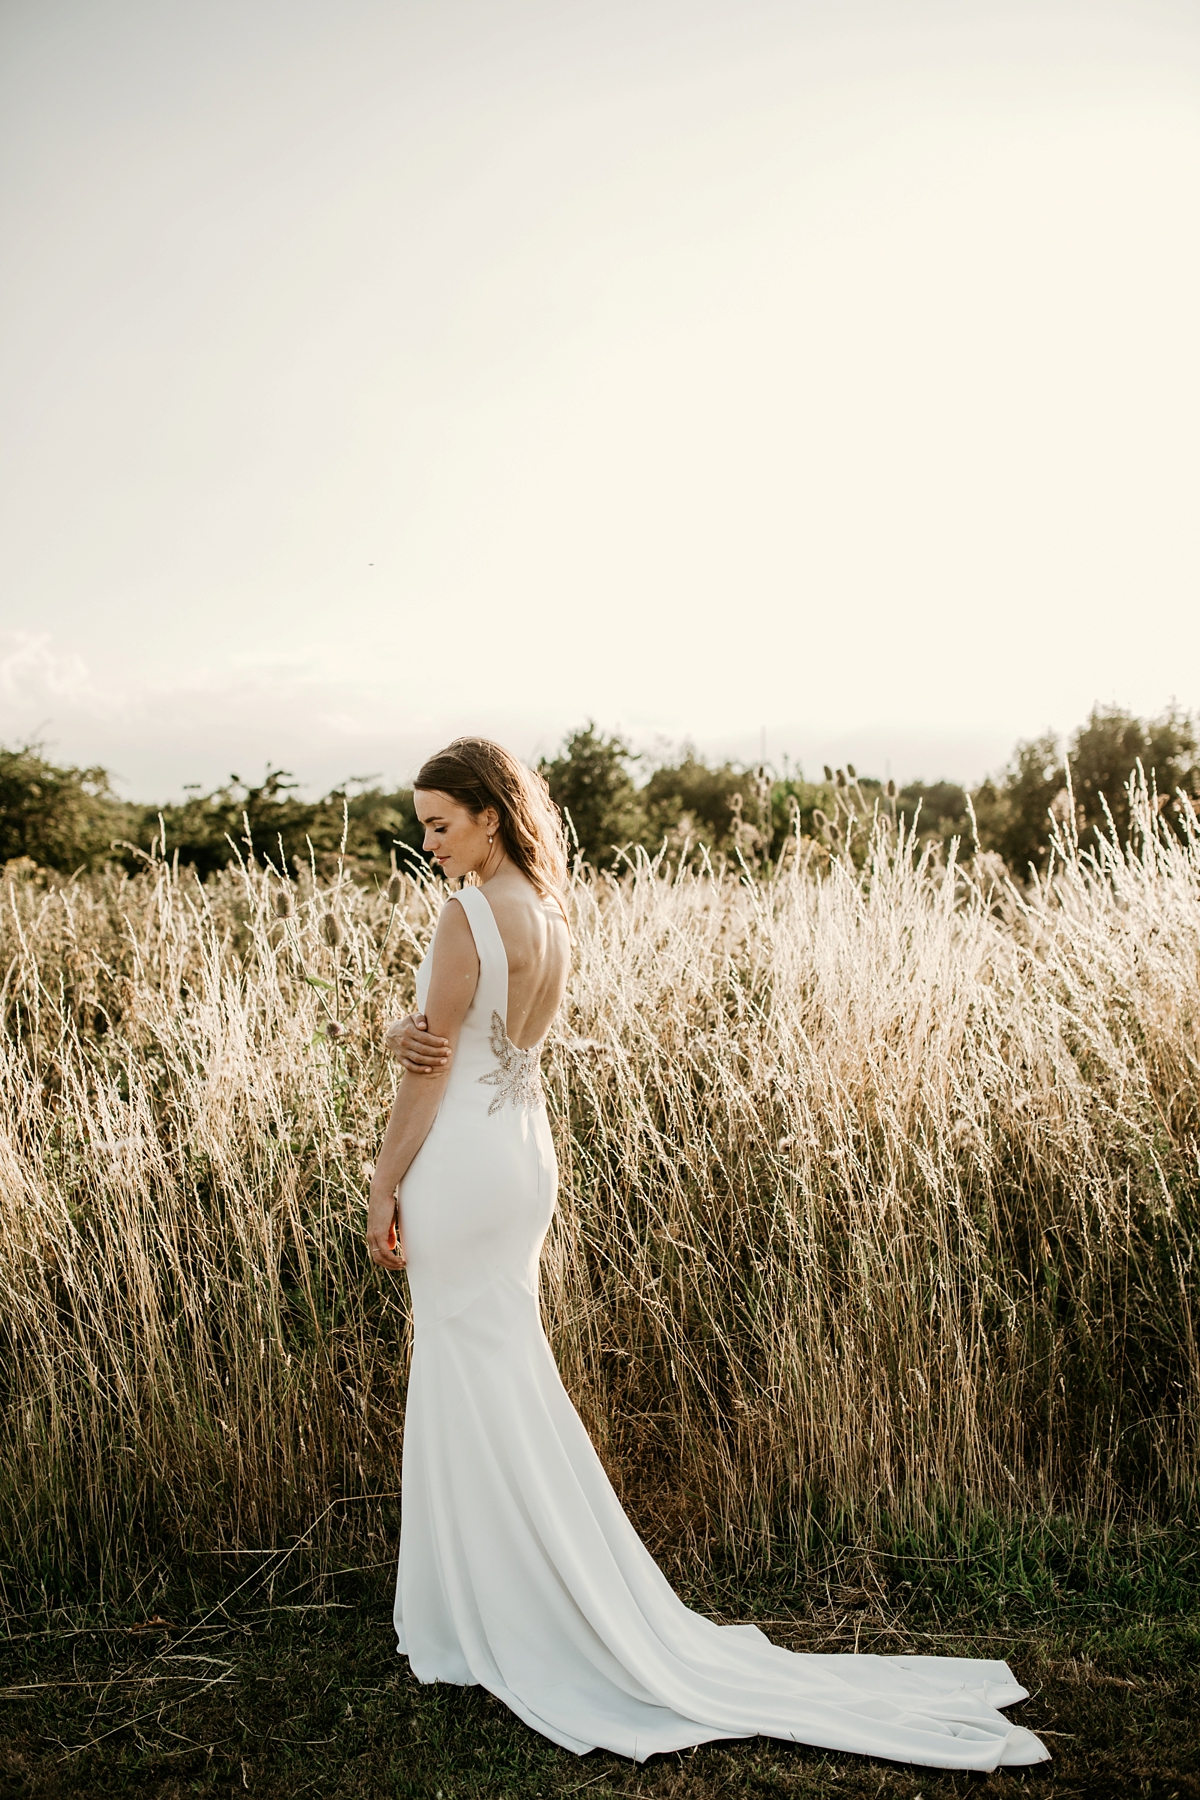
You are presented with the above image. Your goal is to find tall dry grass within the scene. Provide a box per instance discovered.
[2,789,1198,1592]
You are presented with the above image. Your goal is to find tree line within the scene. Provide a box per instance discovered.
[1,704,1197,882]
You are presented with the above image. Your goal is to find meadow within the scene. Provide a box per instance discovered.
[2,788,1200,1794]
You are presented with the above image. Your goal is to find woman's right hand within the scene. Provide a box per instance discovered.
[384,1012,452,1075]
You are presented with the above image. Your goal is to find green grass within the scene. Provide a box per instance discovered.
[4,1523,1199,1799]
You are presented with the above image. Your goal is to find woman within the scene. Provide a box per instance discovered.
[367,737,1047,1770]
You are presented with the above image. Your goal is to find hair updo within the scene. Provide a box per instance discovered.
[414,737,569,903]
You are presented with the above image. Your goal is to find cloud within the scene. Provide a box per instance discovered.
[0,632,122,719]
[0,633,540,797]
[0,631,1022,800]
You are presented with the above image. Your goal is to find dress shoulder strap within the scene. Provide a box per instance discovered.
[446,885,509,1025]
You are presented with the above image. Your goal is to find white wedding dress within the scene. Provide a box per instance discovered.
[393,886,1048,1770]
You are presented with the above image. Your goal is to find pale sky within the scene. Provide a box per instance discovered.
[2,0,1198,798]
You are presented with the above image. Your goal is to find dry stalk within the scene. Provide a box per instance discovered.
[2,782,1198,1586]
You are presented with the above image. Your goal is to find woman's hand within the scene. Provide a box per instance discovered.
[367,1186,407,1270]
[384,1013,452,1075]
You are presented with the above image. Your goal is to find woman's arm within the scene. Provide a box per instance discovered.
[366,899,480,1270]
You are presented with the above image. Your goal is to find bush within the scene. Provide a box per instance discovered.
[539,724,644,868]
[640,750,744,856]
[896,780,972,854]
[1070,704,1199,844]
[147,769,422,880]
[0,744,134,872]
[972,708,1200,876]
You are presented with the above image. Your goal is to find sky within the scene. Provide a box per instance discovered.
[1,0,1198,799]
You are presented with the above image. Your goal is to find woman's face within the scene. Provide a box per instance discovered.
[414,789,498,880]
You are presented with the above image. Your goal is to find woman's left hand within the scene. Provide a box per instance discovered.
[367,1188,407,1270]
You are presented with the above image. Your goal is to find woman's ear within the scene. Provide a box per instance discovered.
[482,806,501,839]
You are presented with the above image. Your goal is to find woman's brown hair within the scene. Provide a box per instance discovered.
[414,737,569,905]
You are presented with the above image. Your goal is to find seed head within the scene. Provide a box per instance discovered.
[828,819,842,842]
[385,873,405,906]
[320,912,342,948]
[325,1019,345,1041]
[272,889,293,919]
[812,808,829,832]
[886,779,897,799]
[823,765,834,783]
[835,769,847,788]
[846,763,857,780]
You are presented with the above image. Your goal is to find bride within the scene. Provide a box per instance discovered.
[367,736,1048,1771]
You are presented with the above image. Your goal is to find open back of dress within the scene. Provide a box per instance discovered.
[394,885,1047,1770]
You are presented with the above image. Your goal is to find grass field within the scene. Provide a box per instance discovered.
[4,1523,1199,1797]
[3,788,1200,1791]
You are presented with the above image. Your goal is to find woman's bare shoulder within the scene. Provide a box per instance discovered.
[483,872,554,921]
[432,893,480,956]
[485,877,568,957]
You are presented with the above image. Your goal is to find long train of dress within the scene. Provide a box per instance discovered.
[393,886,1048,1769]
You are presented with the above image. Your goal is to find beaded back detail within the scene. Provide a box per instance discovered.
[479,1011,545,1115]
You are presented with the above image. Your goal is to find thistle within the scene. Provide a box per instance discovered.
[273,888,293,919]
[320,912,343,948]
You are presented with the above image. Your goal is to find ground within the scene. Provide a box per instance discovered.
[3,1533,1198,1799]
